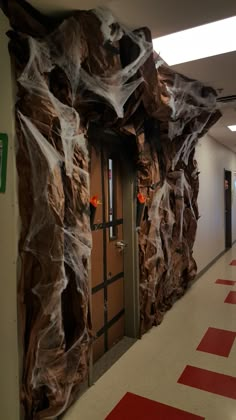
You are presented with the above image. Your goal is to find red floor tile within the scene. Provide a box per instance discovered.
[215,279,236,286]
[225,291,236,304]
[105,392,205,420]
[197,327,236,357]
[230,260,236,266]
[178,365,236,400]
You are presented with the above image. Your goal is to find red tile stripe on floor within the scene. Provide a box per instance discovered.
[215,279,236,286]
[230,260,236,266]
[105,392,205,420]
[197,327,236,357]
[178,365,236,400]
[225,291,236,304]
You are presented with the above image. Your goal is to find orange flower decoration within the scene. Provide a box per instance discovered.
[137,193,146,204]
[90,195,99,208]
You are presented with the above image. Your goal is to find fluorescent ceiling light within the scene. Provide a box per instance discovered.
[153,16,236,66]
[228,125,236,132]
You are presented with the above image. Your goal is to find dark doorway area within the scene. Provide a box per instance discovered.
[224,169,232,249]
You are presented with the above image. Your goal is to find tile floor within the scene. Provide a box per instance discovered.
[63,246,236,420]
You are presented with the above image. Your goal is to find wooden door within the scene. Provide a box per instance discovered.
[90,145,125,362]
[225,169,232,249]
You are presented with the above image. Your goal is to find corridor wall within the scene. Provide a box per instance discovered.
[194,134,236,272]
[0,10,20,420]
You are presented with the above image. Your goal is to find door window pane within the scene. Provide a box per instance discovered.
[108,158,117,239]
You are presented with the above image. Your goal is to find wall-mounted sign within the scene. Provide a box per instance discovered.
[0,133,8,193]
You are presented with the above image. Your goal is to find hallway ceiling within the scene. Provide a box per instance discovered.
[29,0,236,152]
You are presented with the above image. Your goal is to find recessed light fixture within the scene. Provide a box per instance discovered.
[228,125,236,132]
[153,16,236,66]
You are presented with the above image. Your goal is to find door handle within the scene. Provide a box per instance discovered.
[115,240,127,250]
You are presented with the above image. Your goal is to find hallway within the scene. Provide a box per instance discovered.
[64,246,236,420]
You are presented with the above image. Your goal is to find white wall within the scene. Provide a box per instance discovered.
[194,134,236,273]
[0,11,20,420]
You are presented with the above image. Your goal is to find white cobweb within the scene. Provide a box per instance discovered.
[17,7,154,418]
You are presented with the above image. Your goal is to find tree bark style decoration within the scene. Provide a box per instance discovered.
[1,0,221,418]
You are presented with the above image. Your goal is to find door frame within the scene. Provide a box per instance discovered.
[88,138,140,384]
[122,161,140,339]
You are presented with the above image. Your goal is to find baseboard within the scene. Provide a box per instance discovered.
[191,239,236,285]
[195,250,227,281]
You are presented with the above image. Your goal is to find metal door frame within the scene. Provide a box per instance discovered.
[122,161,140,338]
